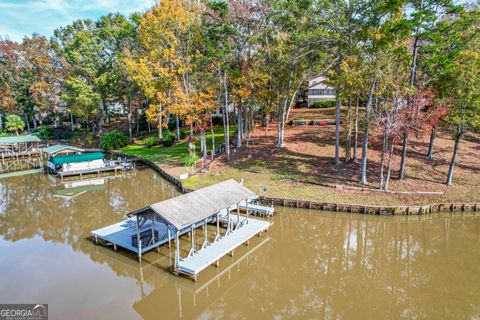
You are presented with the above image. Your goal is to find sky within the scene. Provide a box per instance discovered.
[0,0,154,42]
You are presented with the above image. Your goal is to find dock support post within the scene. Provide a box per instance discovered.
[190,225,195,255]
[216,212,220,241]
[227,211,231,234]
[237,203,240,229]
[136,215,141,262]
[203,218,208,248]
[151,215,155,246]
[138,240,142,262]
[175,231,180,270]
[168,228,171,248]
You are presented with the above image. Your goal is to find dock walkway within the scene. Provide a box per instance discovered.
[177,215,270,277]
[231,200,275,217]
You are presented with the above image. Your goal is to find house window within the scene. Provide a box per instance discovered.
[308,89,336,96]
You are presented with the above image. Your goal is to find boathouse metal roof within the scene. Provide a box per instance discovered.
[42,144,84,155]
[49,152,104,165]
[128,179,256,230]
[0,135,41,144]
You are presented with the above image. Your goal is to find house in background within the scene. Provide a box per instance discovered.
[306,75,336,107]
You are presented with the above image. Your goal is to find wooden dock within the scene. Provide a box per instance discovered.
[177,214,271,277]
[231,200,275,217]
[91,180,274,281]
[57,165,127,179]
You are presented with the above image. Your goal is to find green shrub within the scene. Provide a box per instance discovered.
[86,133,95,146]
[145,136,158,148]
[309,99,337,108]
[179,129,187,140]
[184,154,199,167]
[100,130,128,151]
[162,133,175,147]
[36,127,53,141]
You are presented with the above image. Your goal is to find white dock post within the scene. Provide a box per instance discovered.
[190,225,195,255]
[151,216,155,245]
[168,228,171,248]
[237,203,240,228]
[138,240,142,262]
[175,231,180,270]
[227,211,231,234]
[203,218,208,248]
[136,215,141,262]
[216,212,220,241]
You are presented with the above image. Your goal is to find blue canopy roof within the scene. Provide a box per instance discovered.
[49,152,104,165]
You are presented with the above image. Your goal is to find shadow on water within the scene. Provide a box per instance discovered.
[1,169,480,319]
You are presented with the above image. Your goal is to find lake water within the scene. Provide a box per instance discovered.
[1,168,479,319]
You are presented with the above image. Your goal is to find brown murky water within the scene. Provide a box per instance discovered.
[1,168,480,320]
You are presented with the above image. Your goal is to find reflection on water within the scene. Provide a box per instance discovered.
[0,170,479,319]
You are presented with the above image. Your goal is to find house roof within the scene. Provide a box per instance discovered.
[129,179,256,230]
[49,152,104,165]
[42,144,84,155]
[0,135,41,144]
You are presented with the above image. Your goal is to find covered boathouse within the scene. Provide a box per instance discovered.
[91,179,272,281]
[42,144,84,157]
[0,135,42,158]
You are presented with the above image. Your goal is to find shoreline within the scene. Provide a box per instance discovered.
[113,151,479,216]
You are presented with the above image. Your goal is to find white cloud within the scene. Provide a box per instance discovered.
[0,0,154,42]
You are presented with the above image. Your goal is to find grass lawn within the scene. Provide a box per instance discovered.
[119,126,234,175]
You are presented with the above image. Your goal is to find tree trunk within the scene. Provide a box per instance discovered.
[427,126,436,160]
[136,110,140,135]
[446,131,462,186]
[353,95,359,162]
[99,99,106,138]
[398,131,408,180]
[277,114,285,147]
[245,108,250,146]
[158,106,163,139]
[128,102,133,142]
[335,94,341,165]
[236,107,242,148]
[277,96,288,147]
[379,125,388,190]
[70,113,75,132]
[345,96,352,162]
[0,113,3,129]
[360,81,376,185]
[210,115,215,157]
[200,129,207,158]
[223,69,230,160]
[243,107,249,138]
[264,116,269,137]
[384,141,395,191]
[33,116,38,130]
[175,114,180,141]
[24,114,31,132]
[189,123,194,142]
